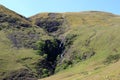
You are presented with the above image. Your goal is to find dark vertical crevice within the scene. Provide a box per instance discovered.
[36,39,65,78]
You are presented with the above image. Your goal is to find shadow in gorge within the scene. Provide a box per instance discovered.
[36,39,65,78]
[44,39,64,62]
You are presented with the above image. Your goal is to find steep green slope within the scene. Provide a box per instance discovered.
[0,5,120,80]
[0,5,31,29]
[30,12,120,80]
[39,25,120,80]
[0,5,52,80]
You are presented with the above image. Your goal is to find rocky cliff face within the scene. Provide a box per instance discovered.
[30,13,64,33]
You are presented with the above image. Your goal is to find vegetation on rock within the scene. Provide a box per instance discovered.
[0,5,120,80]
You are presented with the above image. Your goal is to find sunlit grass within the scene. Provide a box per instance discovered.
[39,12,120,80]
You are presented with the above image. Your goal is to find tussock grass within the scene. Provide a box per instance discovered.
[39,11,120,80]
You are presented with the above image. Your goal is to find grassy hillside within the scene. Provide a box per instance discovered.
[0,5,30,23]
[31,12,120,80]
[0,5,52,80]
[39,25,120,80]
[0,5,120,80]
[0,30,40,79]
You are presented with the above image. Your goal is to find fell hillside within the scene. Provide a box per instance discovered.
[30,12,120,80]
[0,5,120,80]
[0,5,31,28]
[0,5,52,80]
